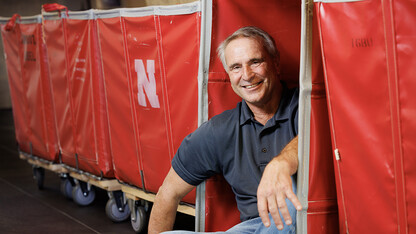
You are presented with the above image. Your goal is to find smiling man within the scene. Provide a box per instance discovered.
[149,26,301,234]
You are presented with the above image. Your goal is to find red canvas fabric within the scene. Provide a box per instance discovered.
[96,9,200,202]
[1,17,58,161]
[317,0,416,233]
[43,12,114,177]
[1,17,31,154]
[43,15,77,163]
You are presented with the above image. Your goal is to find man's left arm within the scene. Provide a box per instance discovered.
[257,135,302,230]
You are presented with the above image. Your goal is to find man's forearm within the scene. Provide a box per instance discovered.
[274,135,298,175]
[148,190,179,233]
[148,167,195,233]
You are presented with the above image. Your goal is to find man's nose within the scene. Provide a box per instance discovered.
[242,65,254,80]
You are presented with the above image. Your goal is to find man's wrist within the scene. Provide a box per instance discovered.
[271,154,297,176]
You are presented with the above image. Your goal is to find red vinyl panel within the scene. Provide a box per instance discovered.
[123,15,172,193]
[307,12,339,234]
[38,23,59,162]
[97,12,200,203]
[158,14,200,165]
[1,22,30,153]
[43,17,77,162]
[317,0,416,232]
[19,23,48,158]
[97,16,144,187]
[43,16,114,177]
[20,22,58,161]
[204,175,240,232]
[62,17,113,177]
[308,88,339,234]
[62,18,97,172]
[394,1,416,232]
[2,20,58,161]
[90,19,113,178]
[122,13,199,201]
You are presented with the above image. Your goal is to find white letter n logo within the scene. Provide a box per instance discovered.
[135,59,160,108]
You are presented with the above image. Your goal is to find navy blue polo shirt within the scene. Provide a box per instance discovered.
[172,85,299,221]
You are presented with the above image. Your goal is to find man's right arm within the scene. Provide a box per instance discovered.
[148,167,195,234]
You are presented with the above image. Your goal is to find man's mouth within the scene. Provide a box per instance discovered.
[243,81,263,89]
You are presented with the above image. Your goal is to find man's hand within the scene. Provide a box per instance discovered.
[257,136,302,230]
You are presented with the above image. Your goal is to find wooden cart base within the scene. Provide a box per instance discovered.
[19,152,68,174]
[18,151,129,222]
[121,184,195,216]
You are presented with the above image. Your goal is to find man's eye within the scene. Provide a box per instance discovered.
[251,60,262,67]
[230,66,241,72]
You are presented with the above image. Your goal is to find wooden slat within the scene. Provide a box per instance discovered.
[19,153,69,173]
[69,172,121,191]
[121,184,195,216]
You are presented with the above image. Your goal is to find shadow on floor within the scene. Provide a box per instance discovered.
[0,109,194,233]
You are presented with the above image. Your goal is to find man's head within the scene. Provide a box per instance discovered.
[217,26,280,73]
[217,26,282,111]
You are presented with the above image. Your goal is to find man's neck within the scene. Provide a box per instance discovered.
[249,103,279,125]
[248,85,282,125]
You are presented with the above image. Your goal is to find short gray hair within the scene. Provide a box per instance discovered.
[217,26,280,72]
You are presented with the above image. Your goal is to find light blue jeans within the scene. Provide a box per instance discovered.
[165,204,296,234]
[165,180,297,234]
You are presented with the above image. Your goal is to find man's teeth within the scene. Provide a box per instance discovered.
[245,82,261,88]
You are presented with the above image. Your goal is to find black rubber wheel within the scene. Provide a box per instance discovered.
[60,178,74,199]
[33,167,45,190]
[72,184,95,206]
[131,206,147,233]
[105,198,130,222]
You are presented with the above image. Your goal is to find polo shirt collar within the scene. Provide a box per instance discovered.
[240,82,291,126]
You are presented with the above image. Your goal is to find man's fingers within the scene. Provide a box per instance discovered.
[277,198,292,227]
[286,189,302,211]
[268,196,284,230]
[258,187,300,230]
[274,194,293,229]
[259,194,287,230]
[257,196,271,227]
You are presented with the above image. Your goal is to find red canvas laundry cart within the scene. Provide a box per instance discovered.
[1,14,61,189]
[95,2,201,231]
[41,6,125,216]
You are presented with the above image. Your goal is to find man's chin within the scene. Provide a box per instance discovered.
[244,98,263,107]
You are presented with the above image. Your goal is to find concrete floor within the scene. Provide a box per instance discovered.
[0,109,194,233]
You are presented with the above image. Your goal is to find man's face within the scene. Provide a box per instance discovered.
[224,37,279,108]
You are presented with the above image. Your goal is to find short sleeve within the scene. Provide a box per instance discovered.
[171,121,220,186]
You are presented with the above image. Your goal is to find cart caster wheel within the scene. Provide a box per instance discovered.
[131,206,146,233]
[60,178,74,199]
[106,198,130,222]
[33,167,45,190]
[72,184,95,206]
